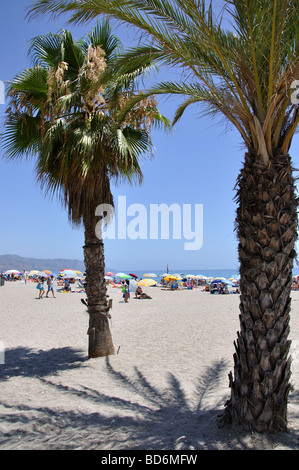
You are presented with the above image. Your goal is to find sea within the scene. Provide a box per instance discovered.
[124,269,239,279]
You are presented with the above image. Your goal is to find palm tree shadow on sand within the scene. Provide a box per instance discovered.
[0,346,87,380]
[0,348,298,449]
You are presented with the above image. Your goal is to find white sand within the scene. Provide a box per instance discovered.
[0,281,298,450]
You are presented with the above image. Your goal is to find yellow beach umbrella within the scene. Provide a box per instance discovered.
[137,278,157,287]
[163,275,179,282]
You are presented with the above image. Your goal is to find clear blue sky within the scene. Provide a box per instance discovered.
[0,1,298,272]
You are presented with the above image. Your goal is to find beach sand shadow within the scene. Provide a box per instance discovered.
[0,349,298,449]
[0,346,87,380]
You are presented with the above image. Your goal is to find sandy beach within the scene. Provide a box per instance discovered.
[0,280,298,450]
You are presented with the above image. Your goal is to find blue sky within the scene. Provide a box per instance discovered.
[0,1,298,272]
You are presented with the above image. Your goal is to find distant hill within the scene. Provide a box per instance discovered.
[0,254,86,273]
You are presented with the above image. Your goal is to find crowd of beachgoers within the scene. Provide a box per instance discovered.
[2,269,299,296]
[0,269,242,297]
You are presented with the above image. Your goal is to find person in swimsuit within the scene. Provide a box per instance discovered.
[46,276,56,298]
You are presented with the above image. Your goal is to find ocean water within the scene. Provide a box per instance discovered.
[114,269,240,280]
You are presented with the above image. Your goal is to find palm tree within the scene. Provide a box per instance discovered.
[27,0,299,432]
[3,21,170,359]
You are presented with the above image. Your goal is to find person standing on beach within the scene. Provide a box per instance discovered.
[22,270,27,284]
[46,275,56,298]
[36,278,45,299]
[122,280,130,302]
[125,279,130,302]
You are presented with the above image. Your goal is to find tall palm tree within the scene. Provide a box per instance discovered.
[27,0,299,432]
[3,21,170,358]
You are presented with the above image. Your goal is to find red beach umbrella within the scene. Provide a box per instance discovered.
[129,273,138,278]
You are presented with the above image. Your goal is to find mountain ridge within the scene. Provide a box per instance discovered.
[0,253,86,273]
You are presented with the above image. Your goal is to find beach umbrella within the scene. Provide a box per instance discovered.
[159,273,169,277]
[137,278,157,287]
[128,279,138,292]
[211,278,230,284]
[60,269,79,274]
[28,271,39,277]
[163,275,179,282]
[115,272,132,279]
[129,273,138,278]
[42,270,52,274]
[184,274,195,278]
[143,273,157,278]
[36,271,50,277]
[4,269,19,274]
[59,269,77,278]
[105,272,114,276]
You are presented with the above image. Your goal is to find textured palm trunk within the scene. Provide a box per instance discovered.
[224,151,298,432]
[83,213,115,358]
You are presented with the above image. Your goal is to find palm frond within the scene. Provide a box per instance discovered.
[27,0,299,157]
[4,19,168,225]
[2,112,42,160]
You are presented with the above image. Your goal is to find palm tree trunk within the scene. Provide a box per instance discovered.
[83,213,115,358]
[224,151,298,432]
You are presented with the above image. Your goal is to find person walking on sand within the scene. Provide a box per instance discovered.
[46,275,56,298]
[22,270,27,284]
[36,278,45,299]
[122,280,130,302]
[125,279,130,303]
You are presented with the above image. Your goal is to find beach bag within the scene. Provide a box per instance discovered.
[36,283,43,290]
[122,285,126,293]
